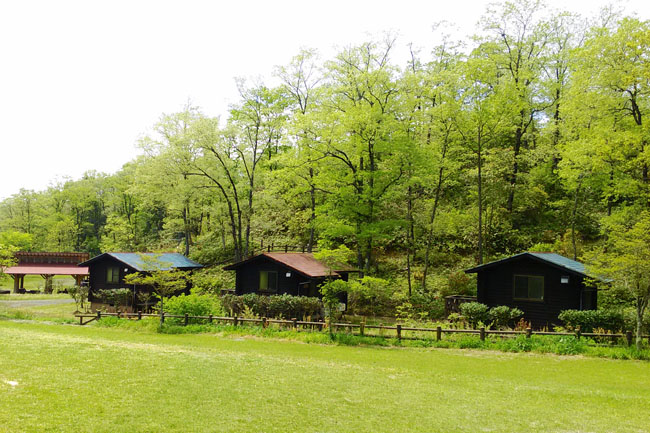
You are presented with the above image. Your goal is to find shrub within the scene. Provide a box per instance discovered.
[459,302,489,328]
[95,288,132,311]
[489,305,523,329]
[347,276,398,317]
[558,309,626,333]
[409,291,445,320]
[221,294,322,320]
[165,292,223,323]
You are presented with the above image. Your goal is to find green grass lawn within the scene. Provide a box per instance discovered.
[0,274,76,292]
[1,319,649,433]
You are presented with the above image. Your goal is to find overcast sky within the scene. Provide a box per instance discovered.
[0,0,647,200]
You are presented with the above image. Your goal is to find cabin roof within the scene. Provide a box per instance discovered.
[465,252,589,277]
[78,252,203,271]
[223,252,354,278]
[4,264,89,276]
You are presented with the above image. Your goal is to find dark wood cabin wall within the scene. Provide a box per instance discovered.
[88,257,133,301]
[88,257,195,303]
[235,257,311,296]
[477,257,587,328]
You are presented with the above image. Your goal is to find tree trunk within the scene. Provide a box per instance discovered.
[308,168,316,253]
[477,140,484,264]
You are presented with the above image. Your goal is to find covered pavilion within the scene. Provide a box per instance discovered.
[4,252,89,293]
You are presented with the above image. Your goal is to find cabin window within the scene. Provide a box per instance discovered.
[259,271,278,292]
[106,266,120,284]
[513,275,544,301]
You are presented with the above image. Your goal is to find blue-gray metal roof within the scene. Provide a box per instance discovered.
[528,252,586,275]
[465,252,589,277]
[79,252,203,271]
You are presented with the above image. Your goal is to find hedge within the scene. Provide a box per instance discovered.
[558,309,650,333]
[221,293,323,320]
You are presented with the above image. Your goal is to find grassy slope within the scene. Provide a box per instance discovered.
[1,320,649,433]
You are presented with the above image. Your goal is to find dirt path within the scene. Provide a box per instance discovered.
[0,299,75,308]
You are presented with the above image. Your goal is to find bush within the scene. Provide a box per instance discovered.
[558,309,627,333]
[165,293,223,324]
[409,291,446,320]
[489,306,523,329]
[459,302,489,328]
[221,294,322,320]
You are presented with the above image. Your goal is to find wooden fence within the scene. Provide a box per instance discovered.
[73,311,650,347]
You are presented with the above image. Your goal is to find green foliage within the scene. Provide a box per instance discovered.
[459,302,489,328]
[488,306,523,329]
[164,292,223,324]
[95,288,132,311]
[67,284,90,312]
[558,309,649,334]
[220,294,322,320]
[190,267,234,295]
[347,276,398,317]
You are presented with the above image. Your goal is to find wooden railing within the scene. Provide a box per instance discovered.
[74,312,650,347]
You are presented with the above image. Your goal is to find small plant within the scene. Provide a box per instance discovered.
[459,302,489,329]
[489,305,523,329]
[68,284,89,313]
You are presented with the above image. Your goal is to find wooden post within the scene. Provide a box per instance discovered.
[96,310,101,320]
[233,316,238,327]
[284,245,288,253]
[575,326,581,340]
[138,310,142,320]
[360,321,365,336]
[79,315,83,325]
[208,314,213,324]
[161,312,165,324]
[436,326,442,341]
[479,327,485,341]
[184,313,189,326]
[396,324,402,341]
[262,317,268,329]
[525,328,532,339]
[626,331,633,347]
[292,318,298,329]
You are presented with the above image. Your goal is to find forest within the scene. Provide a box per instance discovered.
[1,0,649,301]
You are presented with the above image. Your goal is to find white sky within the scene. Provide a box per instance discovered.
[0,0,647,200]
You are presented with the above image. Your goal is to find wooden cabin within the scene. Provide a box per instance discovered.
[465,252,597,329]
[79,252,203,312]
[223,252,354,301]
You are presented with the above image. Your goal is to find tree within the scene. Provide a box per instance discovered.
[0,244,17,283]
[123,255,189,325]
[315,245,353,334]
[593,211,650,349]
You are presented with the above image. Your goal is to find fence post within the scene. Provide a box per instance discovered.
[360,320,365,336]
[79,315,83,325]
[436,326,442,341]
[292,318,297,329]
[525,327,532,339]
[626,330,633,347]
[396,324,402,341]
[184,313,189,326]
[161,312,165,323]
[480,327,485,341]
[208,314,213,324]
[233,316,238,327]
[575,326,581,340]
[97,310,101,321]
[138,310,142,320]
[262,317,268,329]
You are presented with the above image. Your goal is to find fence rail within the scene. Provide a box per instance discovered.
[73,312,650,347]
